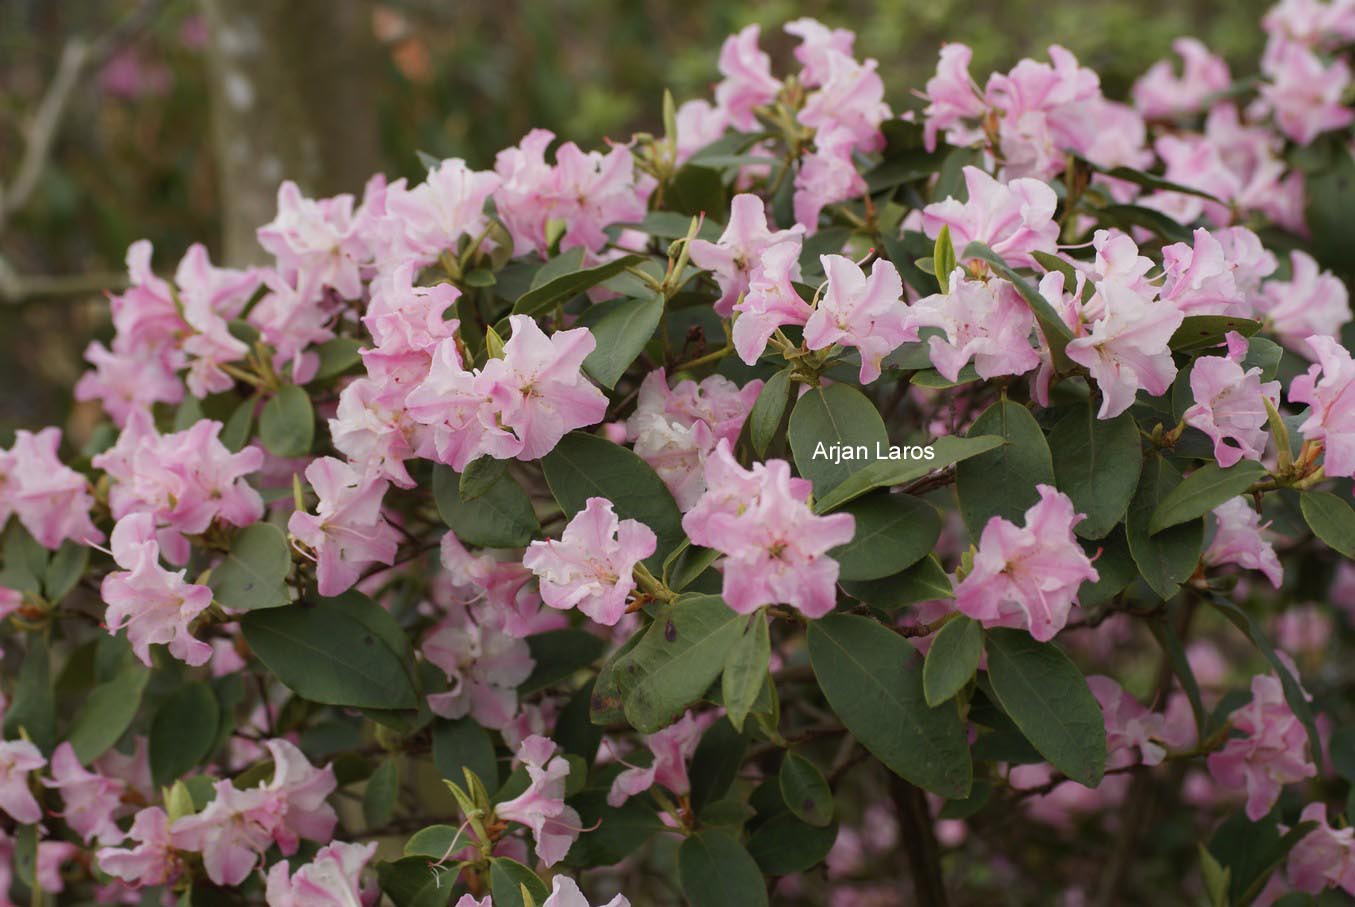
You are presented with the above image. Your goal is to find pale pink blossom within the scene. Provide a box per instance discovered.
[257,181,376,299]
[1065,281,1183,419]
[287,457,400,597]
[0,739,45,824]
[543,874,631,907]
[909,272,1040,382]
[714,25,782,131]
[1286,802,1355,895]
[169,781,277,886]
[921,44,987,152]
[1205,497,1284,588]
[42,742,126,844]
[1086,676,1168,769]
[381,158,500,266]
[985,46,1105,179]
[784,18,855,87]
[1132,38,1231,119]
[247,270,337,382]
[265,840,376,907]
[1290,335,1355,478]
[1184,332,1281,467]
[75,340,183,426]
[804,255,915,384]
[495,735,581,867]
[422,615,535,729]
[793,128,867,232]
[954,485,1098,641]
[1207,671,1317,820]
[262,739,338,855]
[438,533,553,638]
[0,427,102,549]
[97,807,179,888]
[732,240,813,365]
[674,100,728,165]
[1273,604,1333,656]
[607,710,702,807]
[35,840,79,895]
[328,377,424,489]
[798,52,891,154]
[1257,251,1351,353]
[1259,43,1354,145]
[922,167,1059,268]
[688,194,804,316]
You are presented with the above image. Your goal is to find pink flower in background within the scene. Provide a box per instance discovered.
[265,840,376,907]
[1087,676,1169,769]
[798,52,891,154]
[495,735,581,867]
[261,739,338,855]
[75,340,184,427]
[97,807,179,888]
[804,255,915,384]
[674,99,728,165]
[714,25,782,131]
[257,181,372,299]
[0,739,45,824]
[43,742,126,844]
[329,377,424,489]
[174,243,261,321]
[439,533,553,638]
[1204,497,1284,588]
[287,457,400,597]
[169,782,276,886]
[922,168,1059,268]
[1065,281,1184,419]
[1207,671,1316,820]
[689,194,804,316]
[793,127,868,231]
[0,427,102,549]
[1290,335,1355,478]
[101,512,213,667]
[1273,604,1333,656]
[909,272,1040,382]
[1132,38,1231,118]
[682,442,855,617]
[954,485,1098,641]
[732,240,813,365]
[543,874,631,907]
[247,270,336,383]
[921,44,987,151]
[1257,251,1351,353]
[1184,332,1281,467]
[607,710,703,807]
[524,497,656,626]
[786,18,855,86]
[1160,228,1247,317]
[381,158,500,265]
[1259,43,1354,145]
[422,615,535,729]
[1286,802,1355,895]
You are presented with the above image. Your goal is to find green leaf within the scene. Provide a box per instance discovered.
[258,384,315,458]
[513,254,646,316]
[363,758,400,828]
[522,629,608,694]
[678,830,770,907]
[564,789,665,867]
[221,396,255,451]
[589,631,646,726]
[1082,161,1225,202]
[1208,810,1319,905]
[579,293,663,388]
[43,541,88,603]
[311,336,366,382]
[984,628,1106,788]
[614,595,746,733]
[746,814,839,876]
[208,522,292,610]
[749,367,793,458]
[722,613,770,732]
[1299,490,1355,558]
[1242,335,1284,381]
[1048,404,1142,539]
[150,682,220,786]
[960,241,1074,369]
[1169,315,1263,353]
[0,520,48,595]
[789,384,889,498]
[404,824,471,860]
[489,858,549,907]
[814,434,1005,513]
[459,456,508,502]
[808,614,971,798]
[431,717,499,791]
[5,637,55,751]
[1149,460,1267,534]
[542,432,683,565]
[955,398,1055,536]
[241,599,418,709]
[689,719,748,811]
[13,823,36,887]
[668,164,728,217]
[377,857,456,907]
[1126,454,1205,599]
[923,616,983,707]
[841,554,953,611]
[67,662,150,762]
[778,752,833,827]
[828,492,941,580]
[1305,148,1355,279]
[933,225,956,292]
[1094,203,1193,243]
[433,464,540,549]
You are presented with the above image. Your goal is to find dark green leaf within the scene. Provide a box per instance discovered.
[1149,460,1267,534]
[522,629,608,694]
[923,616,983,707]
[564,789,664,867]
[459,456,509,502]
[150,682,220,786]
[68,663,149,762]
[747,814,839,875]
[678,830,770,907]
[43,542,88,603]
[667,165,727,218]
[363,758,400,828]
[1048,404,1142,539]
[377,857,455,907]
[258,384,315,458]
[690,719,748,812]
[208,522,292,610]
[789,384,889,497]
[955,398,1055,536]
[814,434,1005,513]
[432,717,499,791]
[433,464,540,549]
[1299,490,1355,558]
[1169,315,1263,353]
[311,337,366,382]
[404,824,471,860]
[841,554,953,611]
[749,367,793,457]
[778,752,833,827]
[513,254,645,316]
[579,293,664,388]
[829,492,940,581]
[489,858,549,907]
[1126,455,1204,599]
[5,637,55,751]
[722,612,770,732]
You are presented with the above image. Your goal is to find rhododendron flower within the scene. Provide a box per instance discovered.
[247,269,337,382]
[288,457,400,597]
[1259,43,1354,145]
[909,271,1040,382]
[43,742,126,844]
[689,194,804,316]
[169,781,276,886]
[1132,38,1231,119]
[0,739,45,824]
[328,377,424,489]
[797,52,891,154]
[381,158,500,265]
[1065,281,1184,419]
[673,100,727,165]
[97,807,179,888]
[682,441,855,617]
[1273,604,1332,656]
[262,739,338,854]
[524,497,656,626]
[438,533,553,638]
[804,255,915,384]
[922,167,1059,268]
[714,25,782,131]
[793,127,867,231]
[422,614,535,729]
[1204,497,1284,588]
[265,840,377,907]
[0,427,102,549]
[543,874,631,907]
[1087,676,1168,769]
[1256,251,1351,353]
[1286,802,1355,895]
[607,710,702,807]
[495,735,581,867]
[731,240,812,365]
[1207,671,1316,820]
[75,340,184,427]
[257,180,377,299]
[1183,332,1281,467]
[954,485,1099,641]
[921,43,987,151]
[101,512,214,667]
[1290,335,1355,478]
[1160,228,1251,317]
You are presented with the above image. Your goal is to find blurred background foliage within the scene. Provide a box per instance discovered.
[0,0,1270,437]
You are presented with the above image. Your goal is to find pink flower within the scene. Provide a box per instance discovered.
[1184,332,1281,467]
[495,735,581,867]
[922,167,1059,269]
[97,807,179,888]
[1065,281,1184,419]
[1257,251,1351,354]
[329,377,424,489]
[954,485,1099,641]
[361,263,461,379]
[1286,802,1355,895]
[101,512,214,667]
[921,44,987,152]
[422,615,534,730]
[1204,497,1284,588]
[1086,676,1168,769]
[713,25,782,131]
[42,742,126,844]
[524,497,656,627]
[1291,335,1355,478]
[804,255,915,384]
[689,194,804,317]
[287,457,400,597]
[1259,43,1354,145]
[404,338,489,471]
[1273,604,1333,656]
[438,533,553,638]
[732,241,813,365]
[381,158,500,266]
[682,442,855,618]
[543,874,631,907]
[262,739,338,855]
[1132,38,1231,119]
[0,739,45,824]
[793,128,867,232]
[908,272,1040,382]
[607,710,702,807]
[247,270,337,382]
[257,182,373,299]
[75,341,183,427]
[797,52,891,154]
[1207,672,1317,820]
[35,839,78,895]
[0,427,102,549]
[265,840,377,907]
[170,781,277,886]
